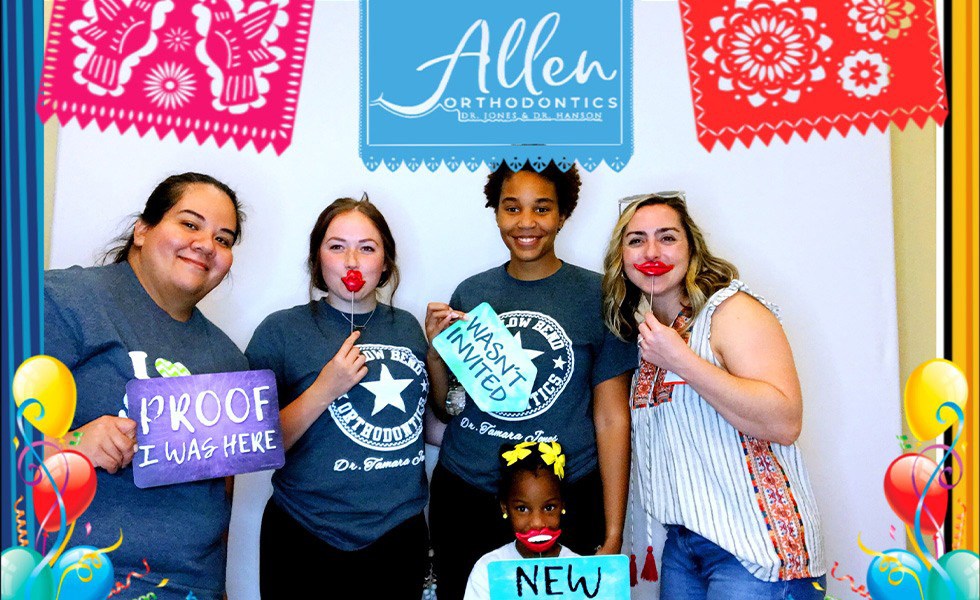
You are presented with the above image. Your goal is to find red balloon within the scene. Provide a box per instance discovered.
[883,453,947,536]
[32,450,97,532]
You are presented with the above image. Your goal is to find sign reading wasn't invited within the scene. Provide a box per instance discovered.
[432,303,536,415]
[360,0,633,172]
[127,370,284,489]
[489,555,630,600]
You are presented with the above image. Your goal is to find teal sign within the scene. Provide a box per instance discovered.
[489,555,630,600]
[432,303,536,414]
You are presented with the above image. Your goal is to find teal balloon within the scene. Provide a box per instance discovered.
[866,548,928,600]
[51,546,114,600]
[927,550,980,600]
[0,547,54,600]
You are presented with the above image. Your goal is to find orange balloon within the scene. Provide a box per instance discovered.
[903,359,968,441]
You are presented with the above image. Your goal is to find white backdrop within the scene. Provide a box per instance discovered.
[49,2,902,598]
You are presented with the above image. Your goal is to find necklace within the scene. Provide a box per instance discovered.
[340,304,377,332]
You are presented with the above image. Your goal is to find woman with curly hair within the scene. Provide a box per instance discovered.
[425,161,634,600]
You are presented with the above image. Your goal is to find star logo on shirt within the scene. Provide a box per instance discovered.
[513,331,544,361]
[553,357,566,370]
[361,364,413,416]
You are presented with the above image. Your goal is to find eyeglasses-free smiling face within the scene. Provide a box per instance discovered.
[131,183,238,318]
[319,210,386,312]
[495,171,567,280]
[622,204,690,302]
[501,469,564,558]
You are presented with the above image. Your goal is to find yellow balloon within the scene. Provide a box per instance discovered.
[904,358,968,441]
[12,355,77,438]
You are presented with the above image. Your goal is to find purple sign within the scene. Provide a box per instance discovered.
[127,370,285,489]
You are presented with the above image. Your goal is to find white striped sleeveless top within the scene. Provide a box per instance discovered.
[630,280,825,581]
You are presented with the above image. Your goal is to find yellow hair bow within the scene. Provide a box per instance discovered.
[538,441,565,479]
[502,445,532,465]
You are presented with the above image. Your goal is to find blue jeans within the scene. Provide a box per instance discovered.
[660,526,826,600]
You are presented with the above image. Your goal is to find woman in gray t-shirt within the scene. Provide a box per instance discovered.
[45,173,248,600]
[425,161,634,600]
[247,196,431,598]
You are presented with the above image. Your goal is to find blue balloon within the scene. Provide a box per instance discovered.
[866,548,928,600]
[50,546,114,600]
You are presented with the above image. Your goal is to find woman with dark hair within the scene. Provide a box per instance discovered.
[603,193,825,599]
[246,196,430,597]
[425,161,635,600]
[44,172,248,600]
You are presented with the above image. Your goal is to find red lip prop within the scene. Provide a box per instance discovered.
[342,269,365,292]
[515,527,562,554]
[634,261,675,277]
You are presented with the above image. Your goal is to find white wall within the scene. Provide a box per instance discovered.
[50,2,902,598]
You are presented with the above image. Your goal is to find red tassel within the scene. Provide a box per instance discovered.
[641,546,658,582]
[629,553,638,587]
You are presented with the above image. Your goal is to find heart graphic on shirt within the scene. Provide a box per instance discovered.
[155,358,191,378]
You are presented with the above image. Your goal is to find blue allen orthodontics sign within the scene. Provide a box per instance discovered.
[360,0,633,172]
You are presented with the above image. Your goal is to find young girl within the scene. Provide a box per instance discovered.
[247,196,430,597]
[463,441,579,600]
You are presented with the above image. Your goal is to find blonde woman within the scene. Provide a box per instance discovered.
[602,192,825,599]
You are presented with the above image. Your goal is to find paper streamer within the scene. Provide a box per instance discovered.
[829,561,873,599]
[15,495,29,546]
[905,524,933,569]
[107,558,151,597]
[48,521,77,565]
[15,412,71,545]
[952,499,967,551]
[15,401,75,600]
[908,403,964,599]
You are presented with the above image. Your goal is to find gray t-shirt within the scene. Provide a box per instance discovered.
[440,262,635,492]
[44,262,247,600]
[246,301,429,550]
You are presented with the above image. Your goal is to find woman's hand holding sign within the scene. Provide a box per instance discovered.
[71,415,138,474]
[424,302,465,349]
[424,302,465,420]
